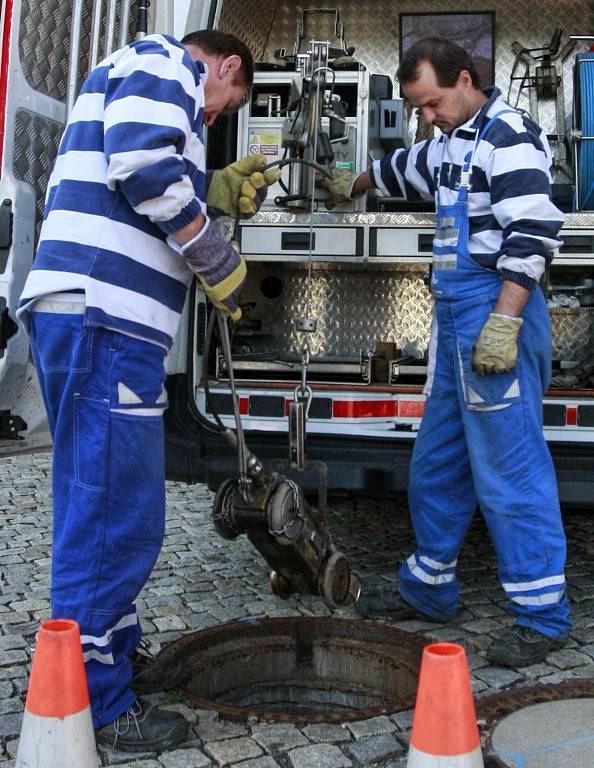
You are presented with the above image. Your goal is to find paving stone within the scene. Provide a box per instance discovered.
[546,648,592,669]
[231,758,278,768]
[250,723,309,754]
[0,714,22,739]
[158,747,212,767]
[204,737,263,766]
[343,733,404,764]
[301,724,351,744]
[287,744,352,768]
[196,720,248,742]
[473,666,523,688]
[0,700,23,716]
[0,651,28,668]
[345,715,396,740]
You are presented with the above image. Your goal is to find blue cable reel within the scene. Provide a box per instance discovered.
[574,52,594,210]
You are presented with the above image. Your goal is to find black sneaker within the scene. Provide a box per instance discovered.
[486,625,568,668]
[95,699,190,752]
[130,642,186,694]
[357,584,453,623]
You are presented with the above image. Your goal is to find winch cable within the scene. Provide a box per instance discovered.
[577,53,594,210]
[202,308,251,497]
[261,157,333,179]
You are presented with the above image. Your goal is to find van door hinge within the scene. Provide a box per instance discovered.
[0,410,27,440]
[0,199,13,274]
[0,301,18,358]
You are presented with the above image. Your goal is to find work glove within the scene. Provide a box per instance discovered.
[318,169,361,210]
[206,154,281,219]
[168,221,247,321]
[472,313,523,375]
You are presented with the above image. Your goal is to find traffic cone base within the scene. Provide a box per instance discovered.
[16,619,99,768]
[16,709,99,767]
[407,743,483,767]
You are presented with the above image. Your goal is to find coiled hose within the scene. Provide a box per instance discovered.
[576,53,594,210]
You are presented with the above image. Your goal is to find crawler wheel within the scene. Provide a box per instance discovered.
[212,478,241,540]
[270,570,295,599]
[321,551,352,607]
[267,480,304,545]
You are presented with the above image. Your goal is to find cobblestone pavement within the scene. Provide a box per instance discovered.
[1,452,594,767]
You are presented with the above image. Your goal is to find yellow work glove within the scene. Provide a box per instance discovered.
[472,313,523,375]
[207,154,281,219]
[318,169,361,210]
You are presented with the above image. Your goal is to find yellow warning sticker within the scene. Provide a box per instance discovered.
[249,133,280,156]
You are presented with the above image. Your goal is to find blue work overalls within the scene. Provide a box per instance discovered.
[398,114,572,639]
[28,299,168,727]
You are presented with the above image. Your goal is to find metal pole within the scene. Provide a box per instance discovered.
[104,0,118,57]
[89,0,104,72]
[118,0,132,48]
[66,0,85,118]
[136,0,149,40]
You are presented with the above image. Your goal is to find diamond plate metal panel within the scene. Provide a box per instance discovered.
[241,264,433,357]
[19,0,139,102]
[217,0,594,134]
[217,0,279,59]
[13,110,64,244]
[550,307,594,362]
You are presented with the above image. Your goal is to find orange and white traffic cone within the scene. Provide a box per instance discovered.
[16,619,99,768]
[407,642,483,767]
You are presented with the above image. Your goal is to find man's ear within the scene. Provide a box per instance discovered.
[219,54,242,80]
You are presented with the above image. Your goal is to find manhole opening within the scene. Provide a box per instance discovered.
[162,617,427,724]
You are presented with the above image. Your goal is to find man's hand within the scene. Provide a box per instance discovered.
[207,154,281,219]
[169,222,247,321]
[318,169,360,210]
[472,313,523,375]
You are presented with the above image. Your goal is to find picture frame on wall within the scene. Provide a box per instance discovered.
[399,11,496,88]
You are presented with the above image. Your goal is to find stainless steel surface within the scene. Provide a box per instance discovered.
[245,210,594,228]
[66,0,85,117]
[19,0,138,103]
[240,264,433,358]
[119,0,132,46]
[550,307,594,362]
[90,0,104,71]
[218,0,594,136]
[104,0,118,57]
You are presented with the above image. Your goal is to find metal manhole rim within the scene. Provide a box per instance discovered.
[160,615,428,724]
[477,679,594,768]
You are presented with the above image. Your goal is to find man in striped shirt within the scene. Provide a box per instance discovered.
[326,38,572,667]
[16,30,279,751]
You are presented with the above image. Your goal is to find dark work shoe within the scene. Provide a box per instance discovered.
[486,625,568,668]
[130,642,186,694]
[95,699,190,752]
[356,584,452,623]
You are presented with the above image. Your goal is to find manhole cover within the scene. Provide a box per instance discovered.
[478,681,594,768]
[162,616,427,723]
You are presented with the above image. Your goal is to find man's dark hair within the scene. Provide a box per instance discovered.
[398,37,482,90]
[181,29,254,89]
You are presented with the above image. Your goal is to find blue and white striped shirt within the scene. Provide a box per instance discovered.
[18,34,207,349]
[372,88,564,289]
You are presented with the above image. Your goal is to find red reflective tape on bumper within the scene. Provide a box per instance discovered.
[239,397,249,415]
[566,406,577,426]
[399,400,425,418]
[332,400,398,418]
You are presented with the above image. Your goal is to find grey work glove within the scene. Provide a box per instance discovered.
[206,154,281,219]
[472,313,523,375]
[318,169,362,210]
[168,221,247,322]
